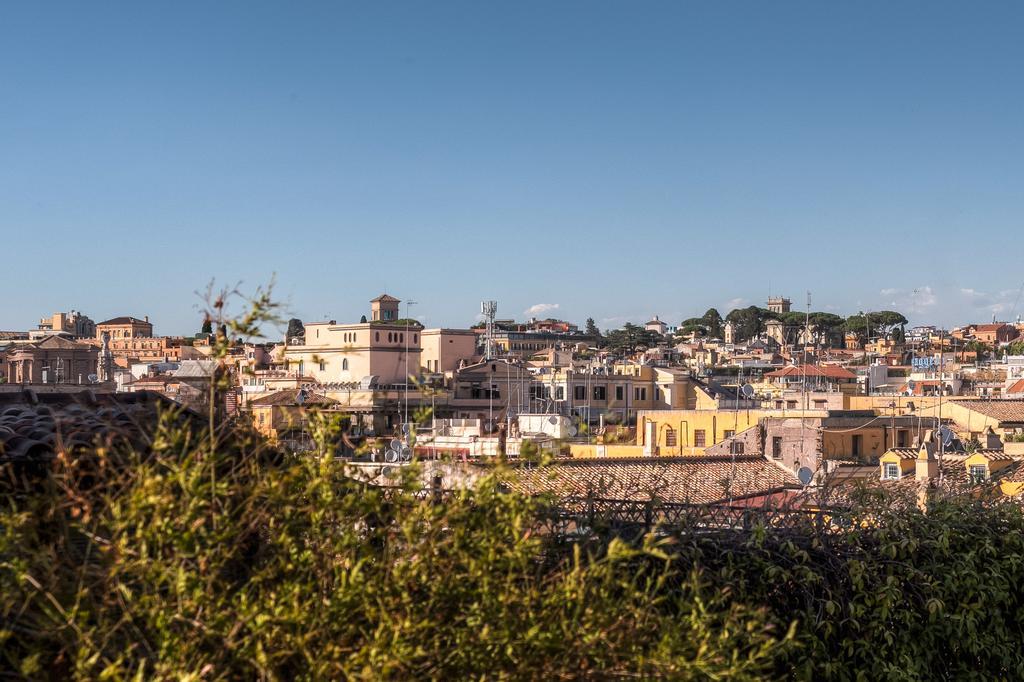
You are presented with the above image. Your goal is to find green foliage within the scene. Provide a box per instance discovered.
[584,317,602,343]
[0,416,786,680]
[1007,340,1024,356]
[7,417,1024,678]
[964,340,991,357]
[285,317,304,340]
[605,323,662,354]
[725,306,767,342]
[845,310,908,340]
[701,308,723,338]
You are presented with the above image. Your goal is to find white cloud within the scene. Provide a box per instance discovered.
[523,303,560,317]
[959,287,1021,320]
[876,286,936,314]
[723,297,748,311]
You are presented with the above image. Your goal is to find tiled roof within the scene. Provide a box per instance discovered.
[1006,380,1024,395]
[764,365,857,380]
[34,335,92,350]
[503,456,801,504]
[97,316,151,326]
[886,448,919,460]
[249,388,338,407]
[370,294,400,303]
[951,400,1024,424]
[0,389,192,464]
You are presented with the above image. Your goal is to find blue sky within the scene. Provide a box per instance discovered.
[2,2,1022,336]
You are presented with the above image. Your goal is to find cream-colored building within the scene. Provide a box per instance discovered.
[281,296,423,386]
[420,328,478,374]
[284,320,422,385]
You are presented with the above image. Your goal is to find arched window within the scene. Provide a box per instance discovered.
[342,358,349,371]
[413,334,417,343]
[375,332,380,342]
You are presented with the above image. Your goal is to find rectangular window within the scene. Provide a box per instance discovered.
[730,441,745,455]
[852,435,863,457]
[969,465,987,483]
[883,463,900,480]
[694,430,706,448]
[772,437,783,459]
[665,427,677,447]
[724,430,735,439]
[615,386,624,401]
[593,386,606,401]
[897,430,909,448]
[634,387,647,401]
[574,385,586,400]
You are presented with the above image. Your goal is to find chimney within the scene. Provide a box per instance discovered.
[984,426,1002,450]
[915,443,937,481]
[145,315,149,323]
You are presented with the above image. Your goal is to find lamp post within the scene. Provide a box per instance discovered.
[404,300,417,431]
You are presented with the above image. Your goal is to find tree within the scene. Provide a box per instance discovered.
[808,312,844,347]
[584,317,604,347]
[1006,340,1024,356]
[701,308,723,338]
[200,317,213,335]
[725,306,766,342]
[605,323,661,354]
[873,311,908,339]
[360,315,368,324]
[677,317,709,340]
[286,318,305,341]
[845,311,908,341]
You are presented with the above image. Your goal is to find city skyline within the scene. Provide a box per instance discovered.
[3,1,1023,332]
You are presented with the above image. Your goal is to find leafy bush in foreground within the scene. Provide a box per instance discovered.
[4,411,1024,680]
[1,413,783,680]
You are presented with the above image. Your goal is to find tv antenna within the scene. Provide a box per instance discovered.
[481,300,498,359]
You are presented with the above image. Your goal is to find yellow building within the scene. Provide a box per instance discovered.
[249,388,339,445]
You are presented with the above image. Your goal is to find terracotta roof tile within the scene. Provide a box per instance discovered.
[504,456,801,504]
[951,400,1024,424]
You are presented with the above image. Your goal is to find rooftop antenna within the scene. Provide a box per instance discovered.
[481,300,497,359]
[1010,281,1024,323]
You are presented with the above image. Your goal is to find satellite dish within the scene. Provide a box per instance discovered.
[295,389,308,406]
[402,423,412,435]
[797,467,814,486]
[400,445,412,461]
[939,425,955,447]
[87,374,99,383]
[740,383,755,398]
[385,448,399,463]
[547,415,559,425]
[389,438,402,452]
[567,425,578,438]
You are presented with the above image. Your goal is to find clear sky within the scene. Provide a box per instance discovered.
[3,1,1022,336]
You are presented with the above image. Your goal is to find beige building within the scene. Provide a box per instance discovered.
[282,296,422,386]
[420,328,478,374]
[96,316,154,340]
[34,310,96,340]
[4,336,99,385]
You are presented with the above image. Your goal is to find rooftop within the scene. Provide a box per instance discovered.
[503,455,800,505]
[97,316,151,326]
[951,399,1024,424]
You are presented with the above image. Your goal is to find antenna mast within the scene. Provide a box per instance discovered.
[481,300,497,359]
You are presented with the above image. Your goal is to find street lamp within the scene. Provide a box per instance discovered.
[404,300,417,431]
